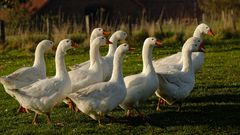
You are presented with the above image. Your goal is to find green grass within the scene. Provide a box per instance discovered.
[0,39,240,134]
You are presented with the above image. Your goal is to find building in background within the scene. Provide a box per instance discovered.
[22,0,201,26]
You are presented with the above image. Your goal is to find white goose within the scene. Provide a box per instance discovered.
[68,36,112,93]
[69,28,110,70]
[119,37,162,117]
[70,30,127,81]
[69,43,131,125]
[7,39,78,124]
[155,37,205,111]
[0,40,54,112]
[101,30,127,81]
[153,23,214,72]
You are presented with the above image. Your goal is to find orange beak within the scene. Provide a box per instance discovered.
[155,39,163,47]
[106,39,113,44]
[103,30,111,37]
[125,37,129,42]
[52,45,57,52]
[71,42,79,48]
[198,42,206,53]
[207,29,215,36]
[129,45,136,51]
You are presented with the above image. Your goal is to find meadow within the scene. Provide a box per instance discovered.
[0,31,240,134]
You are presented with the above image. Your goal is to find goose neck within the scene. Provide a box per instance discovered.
[142,44,154,74]
[90,34,97,45]
[89,42,101,68]
[106,36,118,57]
[33,45,46,75]
[110,52,124,83]
[181,49,193,73]
[193,27,203,39]
[55,48,68,78]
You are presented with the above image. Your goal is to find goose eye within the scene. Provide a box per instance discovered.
[102,37,105,40]
[66,40,70,43]
[152,38,154,40]
[206,27,208,29]
[194,44,197,47]
[99,28,102,31]
[124,44,127,46]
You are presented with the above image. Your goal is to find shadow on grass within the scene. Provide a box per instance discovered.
[113,93,240,127]
[185,94,240,103]
[148,104,240,128]
[195,83,240,90]
[209,47,240,53]
[113,104,240,128]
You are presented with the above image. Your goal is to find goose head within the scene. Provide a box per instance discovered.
[112,30,128,41]
[182,37,205,53]
[107,31,128,57]
[58,39,78,54]
[37,40,54,51]
[117,43,135,55]
[197,23,215,36]
[92,36,112,47]
[91,28,110,38]
[144,37,162,47]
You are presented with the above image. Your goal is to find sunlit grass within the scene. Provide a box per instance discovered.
[0,39,240,134]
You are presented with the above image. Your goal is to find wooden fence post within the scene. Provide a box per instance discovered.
[85,15,90,36]
[47,17,52,40]
[0,20,5,44]
[230,10,236,32]
[128,16,132,36]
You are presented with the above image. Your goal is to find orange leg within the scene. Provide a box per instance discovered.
[177,102,182,112]
[32,113,39,125]
[66,97,78,112]
[46,112,51,124]
[156,98,165,111]
[17,106,28,113]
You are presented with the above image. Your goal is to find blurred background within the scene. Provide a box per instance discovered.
[0,0,239,50]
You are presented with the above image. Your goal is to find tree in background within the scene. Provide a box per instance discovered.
[198,0,240,31]
[0,0,30,22]
[0,0,30,43]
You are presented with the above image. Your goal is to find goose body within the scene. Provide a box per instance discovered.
[68,36,111,93]
[155,37,205,111]
[0,40,54,112]
[70,30,127,81]
[8,39,78,124]
[69,28,110,70]
[153,23,214,72]
[101,30,127,81]
[0,40,54,91]
[69,43,130,125]
[119,37,162,116]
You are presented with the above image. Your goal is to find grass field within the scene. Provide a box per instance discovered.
[0,38,240,134]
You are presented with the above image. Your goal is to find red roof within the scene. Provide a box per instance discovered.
[21,0,49,14]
